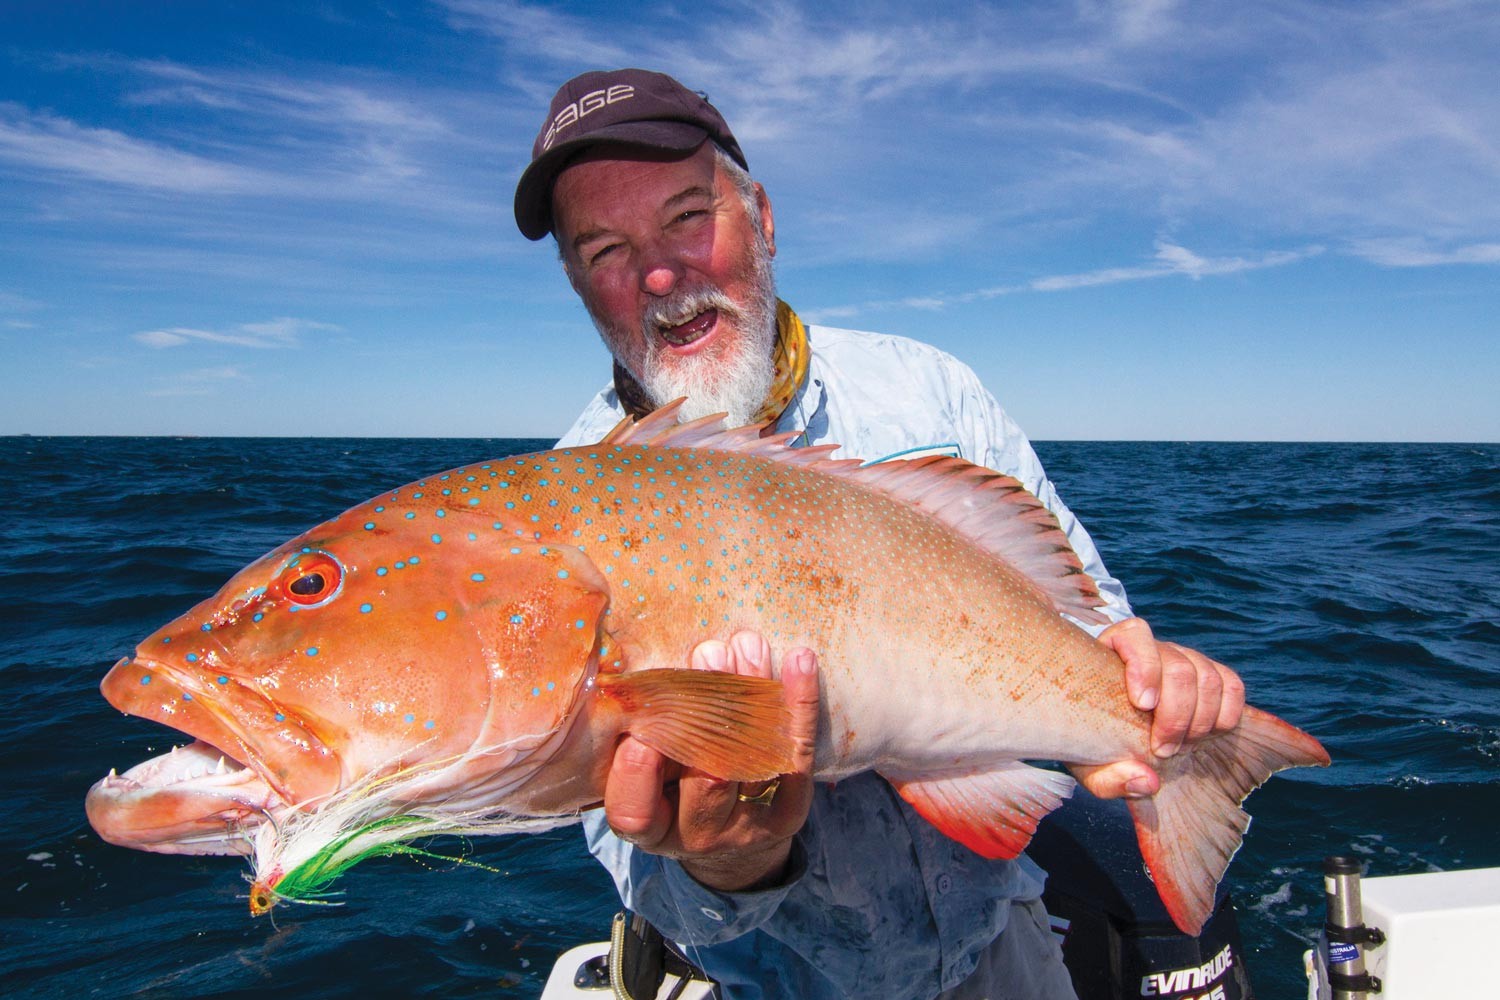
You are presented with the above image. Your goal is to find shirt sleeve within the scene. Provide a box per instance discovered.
[948,364,1134,630]
[582,810,809,946]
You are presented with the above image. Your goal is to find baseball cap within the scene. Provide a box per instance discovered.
[513,68,748,241]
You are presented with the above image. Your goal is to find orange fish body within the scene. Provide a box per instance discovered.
[86,407,1327,933]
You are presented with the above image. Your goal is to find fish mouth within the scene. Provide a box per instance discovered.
[85,739,284,856]
[90,654,342,853]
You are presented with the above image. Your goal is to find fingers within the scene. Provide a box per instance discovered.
[1099,617,1247,759]
[610,631,818,880]
[602,737,675,848]
[1099,617,1162,712]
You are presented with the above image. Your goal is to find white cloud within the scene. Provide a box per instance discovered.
[133,317,339,349]
[1347,238,1500,267]
[146,366,247,397]
[0,103,267,193]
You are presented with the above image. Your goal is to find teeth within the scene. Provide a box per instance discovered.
[108,768,117,779]
[215,757,227,775]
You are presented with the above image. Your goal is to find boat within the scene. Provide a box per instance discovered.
[541,801,1500,999]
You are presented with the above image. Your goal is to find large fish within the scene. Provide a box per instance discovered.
[86,405,1327,933]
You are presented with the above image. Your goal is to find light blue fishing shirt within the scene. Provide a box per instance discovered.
[555,324,1134,1000]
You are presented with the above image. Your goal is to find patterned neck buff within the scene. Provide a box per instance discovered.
[613,299,810,427]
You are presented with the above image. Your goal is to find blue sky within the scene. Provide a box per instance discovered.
[2,0,1495,440]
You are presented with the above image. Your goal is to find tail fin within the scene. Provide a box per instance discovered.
[1128,706,1329,934]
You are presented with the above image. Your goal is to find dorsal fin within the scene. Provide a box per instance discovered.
[597,400,1108,625]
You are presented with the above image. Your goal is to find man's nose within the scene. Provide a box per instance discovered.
[639,243,682,297]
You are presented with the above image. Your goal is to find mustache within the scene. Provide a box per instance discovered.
[641,285,743,333]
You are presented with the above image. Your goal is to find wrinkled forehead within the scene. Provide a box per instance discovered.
[550,142,722,241]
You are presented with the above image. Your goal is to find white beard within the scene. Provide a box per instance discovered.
[639,294,776,426]
[589,238,780,428]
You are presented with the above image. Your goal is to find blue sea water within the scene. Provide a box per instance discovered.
[1,436,1496,998]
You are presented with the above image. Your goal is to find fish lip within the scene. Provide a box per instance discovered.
[101,653,339,808]
[85,738,285,855]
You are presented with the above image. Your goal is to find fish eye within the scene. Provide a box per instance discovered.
[288,573,325,597]
[278,552,345,608]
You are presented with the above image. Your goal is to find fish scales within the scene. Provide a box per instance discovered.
[85,406,1328,933]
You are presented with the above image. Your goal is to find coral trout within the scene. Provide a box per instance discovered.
[86,404,1327,932]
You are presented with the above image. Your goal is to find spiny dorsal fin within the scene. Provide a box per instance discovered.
[598,400,1108,625]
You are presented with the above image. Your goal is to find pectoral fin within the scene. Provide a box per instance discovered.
[883,762,1076,859]
[594,670,794,782]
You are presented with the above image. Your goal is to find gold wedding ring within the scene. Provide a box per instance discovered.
[736,777,781,806]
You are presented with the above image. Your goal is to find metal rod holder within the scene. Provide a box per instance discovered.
[1323,856,1384,998]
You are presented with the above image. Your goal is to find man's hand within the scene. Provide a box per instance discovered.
[603,632,820,892]
[1074,617,1246,799]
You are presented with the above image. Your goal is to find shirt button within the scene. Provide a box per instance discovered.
[700,907,724,922]
[936,874,953,894]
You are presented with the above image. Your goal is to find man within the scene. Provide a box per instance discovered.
[514,69,1244,1000]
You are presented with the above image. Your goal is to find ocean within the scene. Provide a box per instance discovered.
[2,436,1496,998]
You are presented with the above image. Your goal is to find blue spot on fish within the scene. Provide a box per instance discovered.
[185,654,198,663]
[471,573,485,582]
[435,610,448,621]
[558,569,569,579]
[306,647,318,656]
[217,676,228,685]
[140,675,151,685]
[360,603,372,613]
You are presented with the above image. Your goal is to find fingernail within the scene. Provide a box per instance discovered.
[1138,688,1159,711]
[1153,741,1180,759]
[791,649,815,675]
[731,631,765,663]
[699,642,728,672]
[1125,777,1154,798]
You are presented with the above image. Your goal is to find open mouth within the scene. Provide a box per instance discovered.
[658,307,719,348]
[88,653,341,854]
[86,738,286,856]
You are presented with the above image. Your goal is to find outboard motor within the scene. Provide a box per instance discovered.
[1029,790,1253,1000]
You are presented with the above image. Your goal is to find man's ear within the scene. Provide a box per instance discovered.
[755,182,776,257]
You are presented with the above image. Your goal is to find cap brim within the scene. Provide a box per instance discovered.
[513,120,711,241]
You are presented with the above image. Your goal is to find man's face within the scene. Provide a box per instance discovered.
[551,143,779,424]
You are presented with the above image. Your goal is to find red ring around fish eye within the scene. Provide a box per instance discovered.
[278,551,345,608]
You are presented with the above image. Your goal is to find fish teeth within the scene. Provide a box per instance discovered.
[215,756,227,775]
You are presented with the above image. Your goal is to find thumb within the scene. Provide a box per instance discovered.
[1071,759,1159,800]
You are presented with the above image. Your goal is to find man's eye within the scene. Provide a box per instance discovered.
[589,244,620,266]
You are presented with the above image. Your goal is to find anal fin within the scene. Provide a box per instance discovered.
[884,762,1076,859]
